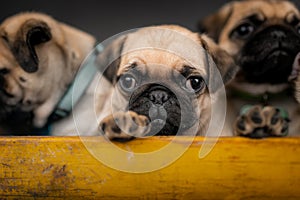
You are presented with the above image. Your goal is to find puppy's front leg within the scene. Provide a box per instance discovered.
[99,111,150,141]
[33,96,57,128]
[33,93,62,127]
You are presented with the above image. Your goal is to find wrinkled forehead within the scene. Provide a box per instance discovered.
[119,28,209,76]
[120,51,194,78]
[231,0,299,22]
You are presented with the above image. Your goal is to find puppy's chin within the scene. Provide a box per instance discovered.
[238,25,300,84]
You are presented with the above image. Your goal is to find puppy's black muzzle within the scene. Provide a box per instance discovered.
[128,84,197,136]
[239,25,300,84]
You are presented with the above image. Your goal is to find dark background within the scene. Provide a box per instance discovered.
[0,0,299,41]
[0,0,229,41]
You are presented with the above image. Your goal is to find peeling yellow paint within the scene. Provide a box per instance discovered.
[0,136,299,199]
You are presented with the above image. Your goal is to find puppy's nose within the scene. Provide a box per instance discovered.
[270,30,286,40]
[149,90,169,105]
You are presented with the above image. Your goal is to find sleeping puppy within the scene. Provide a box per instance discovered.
[199,0,300,137]
[76,25,237,140]
[0,12,96,134]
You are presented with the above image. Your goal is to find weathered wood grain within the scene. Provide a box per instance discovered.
[0,136,299,199]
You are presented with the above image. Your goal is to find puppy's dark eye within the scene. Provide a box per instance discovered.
[119,74,137,92]
[185,76,205,93]
[232,23,255,39]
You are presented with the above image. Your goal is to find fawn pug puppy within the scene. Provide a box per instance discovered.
[199,0,300,137]
[0,12,96,134]
[76,25,237,140]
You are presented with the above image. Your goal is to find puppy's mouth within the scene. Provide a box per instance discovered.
[239,25,300,84]
[128,84,197,136]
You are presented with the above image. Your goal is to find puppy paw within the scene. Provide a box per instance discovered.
[234,105,290,138]
[99,111,150,141]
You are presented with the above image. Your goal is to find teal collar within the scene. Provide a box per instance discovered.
[32,44,103,135]
[54,44,104,118]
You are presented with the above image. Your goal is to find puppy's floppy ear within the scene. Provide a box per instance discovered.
[12,19,52,73]
[198,3,233,42]
[200,35,238,92]
[96,35,127,83]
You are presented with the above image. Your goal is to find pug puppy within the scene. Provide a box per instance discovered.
[70,25,237,140]
[198,0,300,137]
[0,12,96,134]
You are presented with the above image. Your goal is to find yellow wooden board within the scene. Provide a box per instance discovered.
[0,136,300,199]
